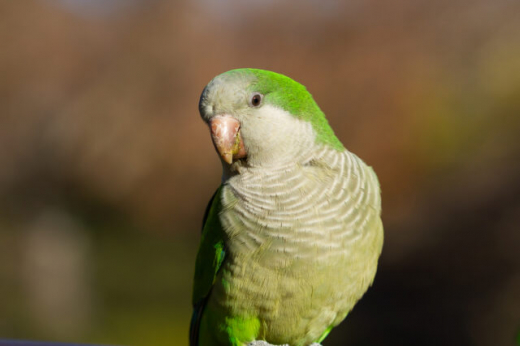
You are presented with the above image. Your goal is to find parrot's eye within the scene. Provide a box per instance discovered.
[249,93,263,108]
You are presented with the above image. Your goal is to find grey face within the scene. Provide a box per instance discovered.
[198,72,258,123]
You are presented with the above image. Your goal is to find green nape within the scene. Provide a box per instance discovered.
[225,68,345,151]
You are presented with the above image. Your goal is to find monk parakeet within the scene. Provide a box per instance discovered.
[190,69,383,346]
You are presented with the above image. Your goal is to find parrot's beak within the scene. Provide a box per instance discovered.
[209,115,247,164]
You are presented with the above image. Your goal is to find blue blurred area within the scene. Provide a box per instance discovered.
[53,0,145,17]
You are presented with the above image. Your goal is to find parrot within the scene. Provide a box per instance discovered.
[190,68,383,346]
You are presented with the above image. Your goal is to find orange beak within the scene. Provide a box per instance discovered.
[209,115,247,164]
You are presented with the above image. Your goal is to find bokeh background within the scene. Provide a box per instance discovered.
[1,0,519,345]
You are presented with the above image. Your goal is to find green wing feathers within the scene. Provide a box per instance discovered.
[190,187,226,346]
[192,186,225,305]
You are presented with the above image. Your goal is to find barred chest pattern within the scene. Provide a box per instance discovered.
[220,146,381,263]
[210,146,383,344]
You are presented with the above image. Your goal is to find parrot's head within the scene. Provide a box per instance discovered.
[199,68,344,171]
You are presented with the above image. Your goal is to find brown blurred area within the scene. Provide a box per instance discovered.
[0,0,519,345]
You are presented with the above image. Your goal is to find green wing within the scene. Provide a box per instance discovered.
[190,186,226,346]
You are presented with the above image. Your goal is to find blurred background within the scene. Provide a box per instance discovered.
[0,0,519,345]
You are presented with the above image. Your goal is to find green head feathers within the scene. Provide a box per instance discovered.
[212,68,344,151]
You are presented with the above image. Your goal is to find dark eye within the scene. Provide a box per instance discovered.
[249,93,263,107]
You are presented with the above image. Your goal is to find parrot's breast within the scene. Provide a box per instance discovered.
[208,147,383,346]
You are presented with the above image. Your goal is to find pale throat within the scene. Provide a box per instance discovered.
[237,105,317,168]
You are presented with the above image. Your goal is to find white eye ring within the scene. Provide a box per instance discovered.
[249,92,263,108]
